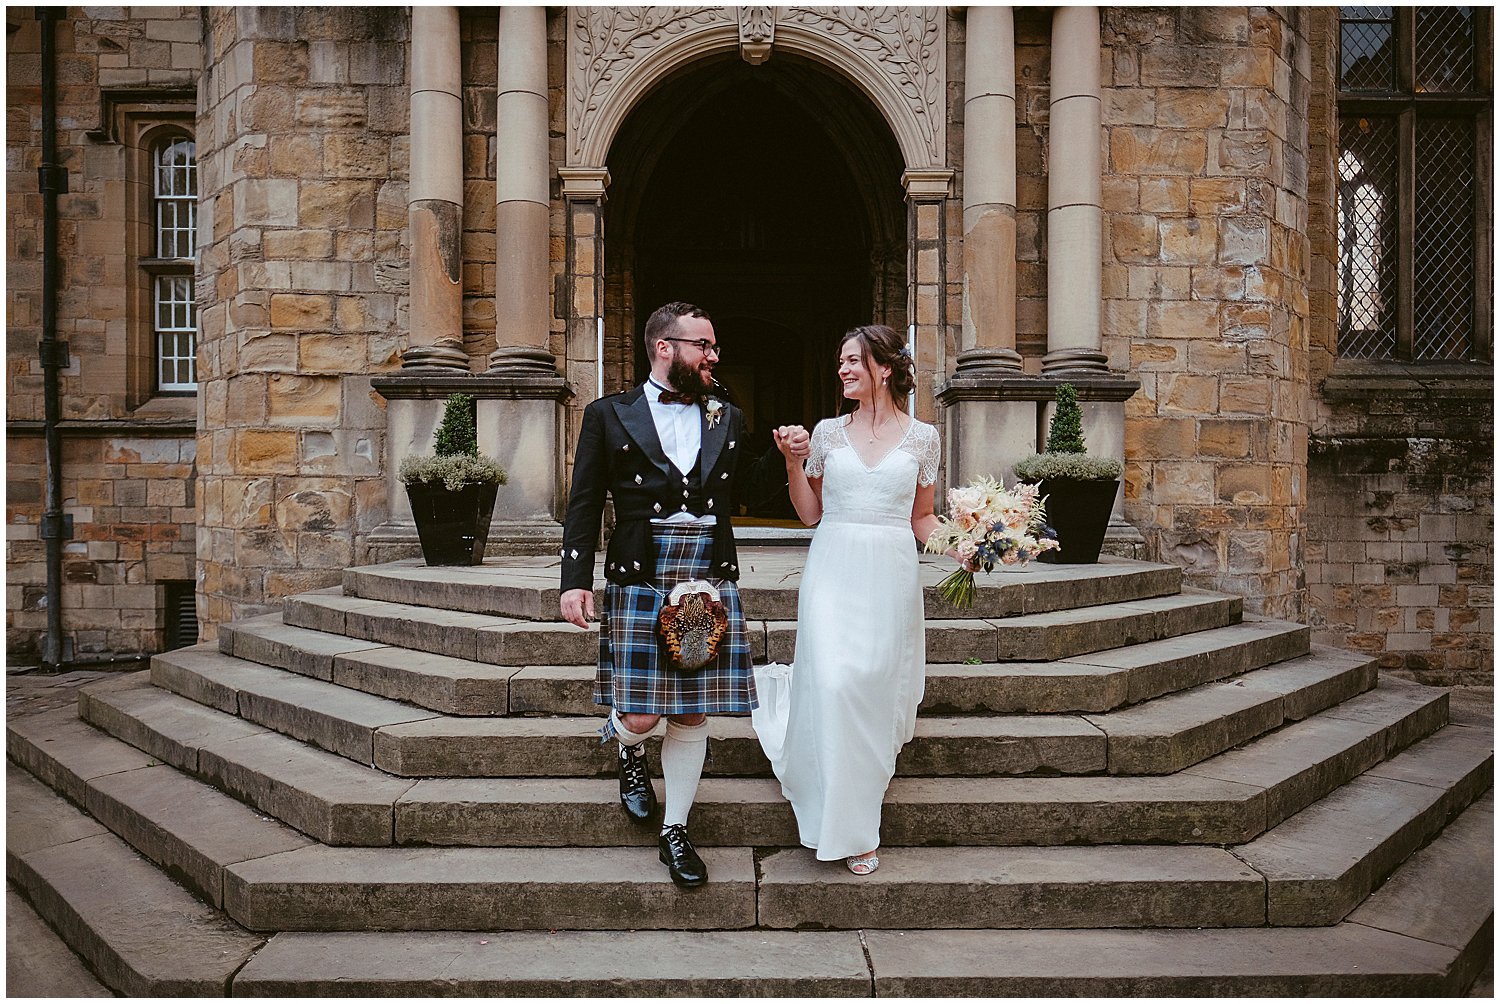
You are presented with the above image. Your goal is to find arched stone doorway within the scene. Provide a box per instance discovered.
[603,55,907,516]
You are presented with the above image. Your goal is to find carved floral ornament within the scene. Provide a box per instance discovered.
[565,6,945,174]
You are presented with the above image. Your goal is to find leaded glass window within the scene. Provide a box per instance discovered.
[1336,7,1491,362]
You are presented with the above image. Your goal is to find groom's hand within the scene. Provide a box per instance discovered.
[773,425,811,460]
[560,588,595,628]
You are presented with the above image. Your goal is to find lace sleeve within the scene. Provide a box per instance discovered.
[913,422,940,487]
[804,419,837,479]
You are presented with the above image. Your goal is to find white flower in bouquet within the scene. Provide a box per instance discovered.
[924,476,1059,607]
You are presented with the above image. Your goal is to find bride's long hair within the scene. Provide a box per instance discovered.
[838,324,915,416]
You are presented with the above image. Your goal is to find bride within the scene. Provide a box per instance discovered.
[752,324,945,875]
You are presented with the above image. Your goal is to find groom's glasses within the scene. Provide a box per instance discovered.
[666,337,722,359]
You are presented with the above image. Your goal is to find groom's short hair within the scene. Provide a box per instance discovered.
[644,301,711,357]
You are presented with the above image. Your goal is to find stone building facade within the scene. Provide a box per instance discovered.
[6,6,1492,685]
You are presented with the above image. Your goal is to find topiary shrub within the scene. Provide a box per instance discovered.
[1012,382,1123,482]
[1045,382,1086,454]
[432,393,479,457]
[399,393,507,489]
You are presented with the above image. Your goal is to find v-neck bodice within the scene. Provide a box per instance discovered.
[804,416,940,522]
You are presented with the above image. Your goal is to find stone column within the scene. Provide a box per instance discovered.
[902,169,954,425]
[476,6,570,543]
[487,5,555,375]
[958,5,1021,374]
[403,6,468,371]
[1044,5,1108,375]
[938,9,1034,491]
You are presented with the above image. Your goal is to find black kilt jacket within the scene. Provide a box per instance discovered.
[560,386,779,593]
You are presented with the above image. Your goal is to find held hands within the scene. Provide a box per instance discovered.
[560,588,595,629]
[773,425,811,463]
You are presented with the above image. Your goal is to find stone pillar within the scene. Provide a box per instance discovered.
[941,7,1038,492]
[958,6,1022,374]
[1044,6,1108,375]
[404,6,468,371]
[488,5,555,375]
[903,169,953,425]
[475,7,570,546]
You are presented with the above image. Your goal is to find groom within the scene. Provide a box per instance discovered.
[560,301,808,887]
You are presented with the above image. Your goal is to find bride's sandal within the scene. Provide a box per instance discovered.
[845,851,880,875]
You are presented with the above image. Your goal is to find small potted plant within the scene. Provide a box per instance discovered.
[1013,383,1123,564]
[398,393,507,566]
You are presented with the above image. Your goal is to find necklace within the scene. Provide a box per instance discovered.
[860,411,898,444]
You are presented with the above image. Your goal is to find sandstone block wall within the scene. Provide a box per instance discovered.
[1091,7,1311,621]
[1300,10,1492,686]
[6,7,200,661]
[195,7,409,634]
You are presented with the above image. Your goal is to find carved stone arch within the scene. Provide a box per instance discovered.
[566,7,946,173]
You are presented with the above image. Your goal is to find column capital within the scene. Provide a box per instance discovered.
[902,168,954,199]
[558,167,611,200]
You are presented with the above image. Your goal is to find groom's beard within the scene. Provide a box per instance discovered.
[667,348,714,397]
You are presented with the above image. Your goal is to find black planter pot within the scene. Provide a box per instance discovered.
[1031,477,1121,564]
[406,481,500,566]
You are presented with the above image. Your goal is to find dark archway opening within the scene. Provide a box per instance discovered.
[606,54,906,519]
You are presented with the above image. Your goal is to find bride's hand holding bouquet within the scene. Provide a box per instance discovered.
[923,476,1059,607]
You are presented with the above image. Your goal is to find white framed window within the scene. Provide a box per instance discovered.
[154,274,196,392]
[149,136,197,392]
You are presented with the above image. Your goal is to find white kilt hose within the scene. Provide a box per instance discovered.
[596,524,756,740]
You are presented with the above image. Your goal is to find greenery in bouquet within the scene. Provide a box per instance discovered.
[398,393,508,491]
[924,476,1059,607]
[1012,382,1124,482]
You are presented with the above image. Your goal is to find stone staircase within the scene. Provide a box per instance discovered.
[6,550,1491,995]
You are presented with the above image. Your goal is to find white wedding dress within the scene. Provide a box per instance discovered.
[752,416,939,859]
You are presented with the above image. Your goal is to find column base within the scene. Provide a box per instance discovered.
[486,345,559,374]
[402,342,471,371]
[955,347,1025,373]
[1041,347,1111,375]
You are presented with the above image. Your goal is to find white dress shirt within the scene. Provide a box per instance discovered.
[644,380,715,526]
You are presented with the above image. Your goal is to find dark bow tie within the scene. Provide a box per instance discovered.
[650,381,700,406]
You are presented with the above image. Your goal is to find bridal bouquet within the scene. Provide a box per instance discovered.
[924,476,1059,607]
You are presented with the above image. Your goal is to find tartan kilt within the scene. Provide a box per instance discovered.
[595,523,756,719]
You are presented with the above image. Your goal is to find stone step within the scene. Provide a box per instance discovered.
[6,886,112,998]
[280,588,1240,669]
[1182,678,1452,828]
[924,617,1311,713]
[1344,790,1493,994]
[11,712,315,908]
[757,844,1267,930]
[233,922,1475,997]
[1083,648,1376,775]
[61,673,1449,852]
[132,662,1110,777]
[339,551,1184,622]
[6,765,264,996]
[222,845,760,932]
[234,930,874,996]
[1232,718,1493,926]
[224,615,1308,718]
[131,653,1414,781]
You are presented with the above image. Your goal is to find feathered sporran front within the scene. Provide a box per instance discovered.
[657,580,729,670]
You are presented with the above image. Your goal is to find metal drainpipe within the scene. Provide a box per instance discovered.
[37,8,72,670]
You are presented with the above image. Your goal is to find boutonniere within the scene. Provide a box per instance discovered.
[704,398,724,429]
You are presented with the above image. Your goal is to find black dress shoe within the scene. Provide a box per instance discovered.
[617,744,657,823]
[658,823,708,887]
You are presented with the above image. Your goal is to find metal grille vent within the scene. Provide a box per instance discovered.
[1413,117,1477,359]
[163,581,198,652]
[1340,7,1396,91]
[1337,115,1400,358]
